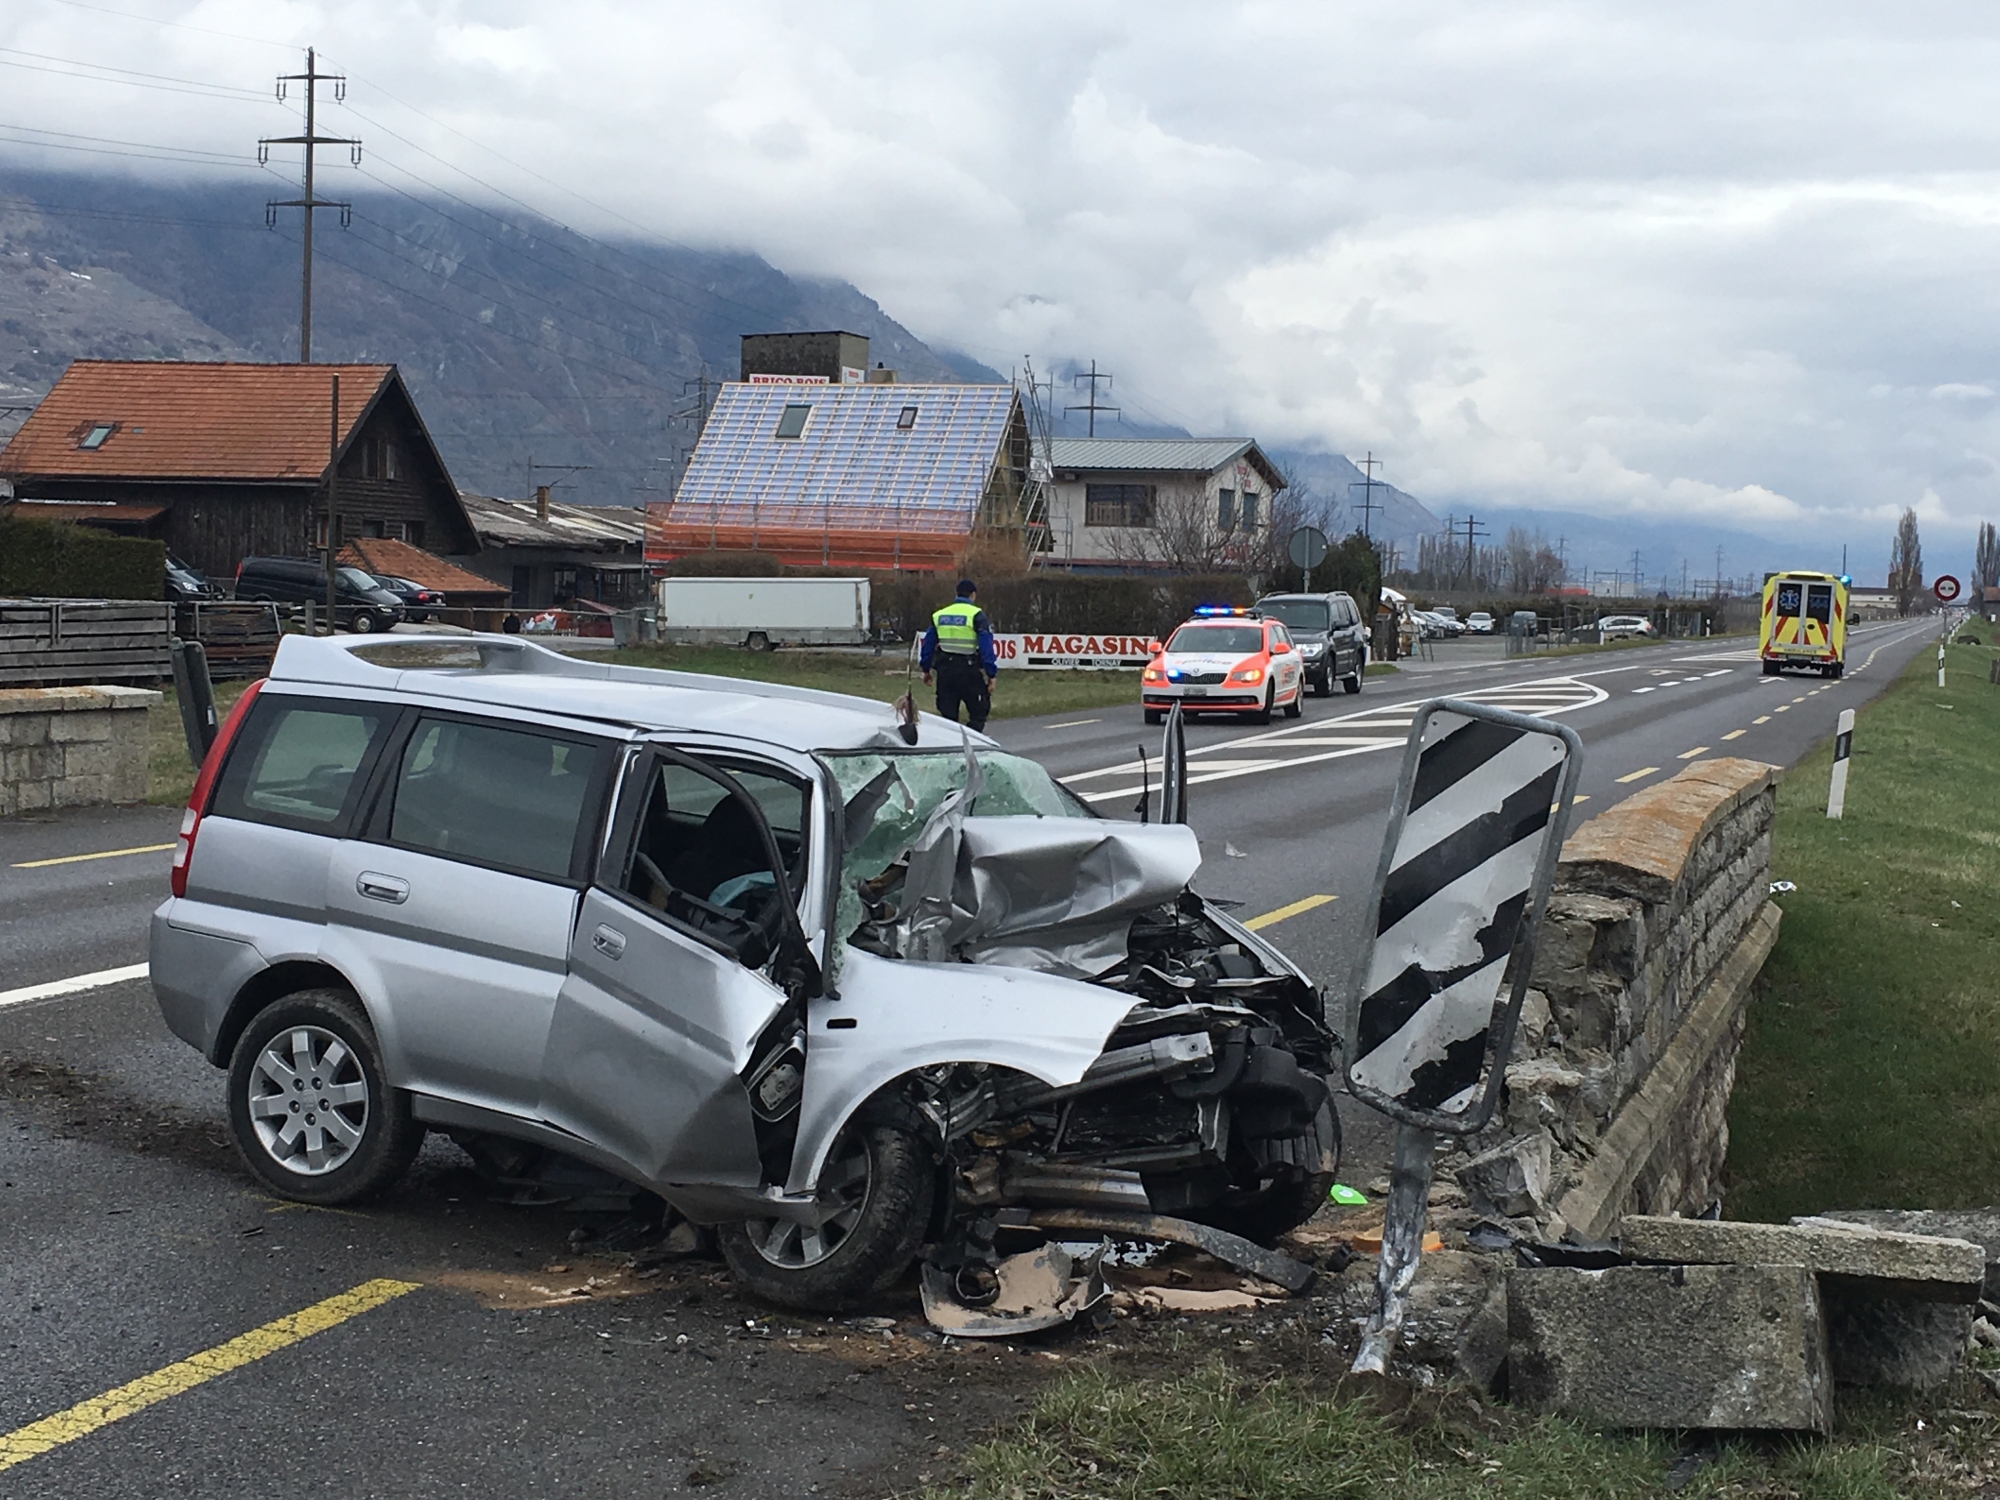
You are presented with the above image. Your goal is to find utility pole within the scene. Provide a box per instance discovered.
[1348,452,1385,540]
[260,48,360,362]
[682,368,717,433]
[323,372,339,627]
[1065,360,1119,438]
[1714,545,1724,597]
[1556,535,1568,585]
[1628,548,1642,600]
[1461,513,1488,591]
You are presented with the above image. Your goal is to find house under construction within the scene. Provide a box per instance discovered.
[646,334,1041,572]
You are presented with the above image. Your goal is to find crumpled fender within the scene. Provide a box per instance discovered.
[786,945,1139,1195]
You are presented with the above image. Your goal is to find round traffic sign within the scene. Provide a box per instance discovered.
[1935,574,1962,603]
[1287,525,1329,571]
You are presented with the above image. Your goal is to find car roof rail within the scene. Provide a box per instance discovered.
[264,630,902,717]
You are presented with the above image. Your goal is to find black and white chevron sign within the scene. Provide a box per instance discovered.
[1344,699,1582,1133]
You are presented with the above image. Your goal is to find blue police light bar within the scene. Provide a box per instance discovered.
[1192,605,1260,618]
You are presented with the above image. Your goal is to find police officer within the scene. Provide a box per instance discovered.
[921,578,998,731]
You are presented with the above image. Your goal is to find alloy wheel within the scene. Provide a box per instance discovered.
[743,1138,872,1269]
[244,1025,370,1176]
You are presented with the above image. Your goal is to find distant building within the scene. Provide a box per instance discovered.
[337,536,509,608]
[650,375,1034,572]
[0,360,476,580]
[1041,437,1288,572]
[457,490,647,608]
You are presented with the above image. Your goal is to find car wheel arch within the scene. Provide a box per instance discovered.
[209,958,386,1068]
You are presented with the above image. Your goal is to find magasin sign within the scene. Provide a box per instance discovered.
[992,632,1160,670]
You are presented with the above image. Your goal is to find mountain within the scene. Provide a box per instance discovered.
[0,169,974,507]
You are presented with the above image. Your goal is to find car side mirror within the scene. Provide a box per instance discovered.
[1272,641,1291,655]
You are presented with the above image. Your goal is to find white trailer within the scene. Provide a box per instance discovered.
[654,576,871,650]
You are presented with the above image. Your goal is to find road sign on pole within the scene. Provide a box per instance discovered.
[1288,526,1329,592]
[1934,574,1962,604]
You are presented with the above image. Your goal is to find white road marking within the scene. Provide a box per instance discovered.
[0,963,150,1010]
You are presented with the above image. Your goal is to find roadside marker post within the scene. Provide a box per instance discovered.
[1827,708,1855,819]
[1342,698,1583,1374]
[1935,578,1961,688]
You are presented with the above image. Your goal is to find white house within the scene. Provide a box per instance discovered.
[1040,437,1288,572]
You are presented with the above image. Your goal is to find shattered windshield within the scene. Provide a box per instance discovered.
[823,750,1093,972]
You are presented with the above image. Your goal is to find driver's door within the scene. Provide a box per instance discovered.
[539,746,815,1188]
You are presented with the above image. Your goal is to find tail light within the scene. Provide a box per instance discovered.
[171,678,265,899]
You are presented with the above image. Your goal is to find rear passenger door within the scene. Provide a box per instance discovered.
[323,712,612,1119]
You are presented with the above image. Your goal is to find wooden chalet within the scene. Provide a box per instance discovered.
[0,360,477,581]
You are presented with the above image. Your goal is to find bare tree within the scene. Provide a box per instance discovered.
[1975,520,1999,611]
[1889,507,1923,617]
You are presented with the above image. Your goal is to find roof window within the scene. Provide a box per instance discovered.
[774,404,812,440]
[896,405,918,431]
[77,423,115,450]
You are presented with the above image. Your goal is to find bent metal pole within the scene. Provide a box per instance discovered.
[1826,708,1855,819]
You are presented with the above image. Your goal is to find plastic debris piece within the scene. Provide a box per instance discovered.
[920,1242,1109,1338]
[1328,1183,1369,1206]
[1769,880,1797,894]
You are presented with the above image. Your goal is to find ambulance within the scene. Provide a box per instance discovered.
[1759,571,1848,678]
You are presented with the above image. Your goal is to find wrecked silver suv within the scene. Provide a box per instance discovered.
[150,635,1338,1310]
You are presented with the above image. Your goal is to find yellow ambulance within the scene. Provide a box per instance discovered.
[1759,571,1848,678]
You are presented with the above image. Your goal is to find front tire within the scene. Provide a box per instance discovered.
[226,989,420,1204]
[349,610,377,635]
[1203,1098,1342,1246]
[1251,683,1274,725]
[718,1123,934,1312]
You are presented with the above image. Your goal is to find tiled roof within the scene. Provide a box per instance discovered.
[458,492,645,552]
[337,537,506,598]
[0,360,393,482]
[1049,437,1286,490]
[8,498,167,525]
[664,382,1018,536]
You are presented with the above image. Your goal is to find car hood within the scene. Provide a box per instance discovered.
[1160,652,1256,674]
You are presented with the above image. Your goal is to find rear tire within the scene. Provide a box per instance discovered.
[226,988,420,1205]
[718,1123,934,1312]
[1762,660,1780,676]
[1342,659,1363,693]
[1145,709,1164,725]
[1282,682,1303,718]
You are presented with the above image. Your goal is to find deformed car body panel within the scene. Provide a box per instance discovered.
[786,946,1140,1195]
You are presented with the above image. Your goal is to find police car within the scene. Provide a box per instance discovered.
[1141,607,1308,725]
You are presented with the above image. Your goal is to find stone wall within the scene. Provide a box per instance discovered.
[0,685,160,816]
[1440,758,1783,1242]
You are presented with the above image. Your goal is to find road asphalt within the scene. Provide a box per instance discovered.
[0,618,1938,1495]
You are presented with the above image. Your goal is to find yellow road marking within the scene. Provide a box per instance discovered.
[1677,747,1708,759]
[1243,893,1336,931]
[0,1279,419,1474]
[1570,794,1590,804]
[11,842,175,869]
[1754,715,1771,724]
[1615,767,1659,784]
[1721,729,1747,741]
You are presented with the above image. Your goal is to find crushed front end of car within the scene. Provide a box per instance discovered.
[716,744,1339,1311]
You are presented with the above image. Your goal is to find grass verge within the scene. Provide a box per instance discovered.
[597,643,1141,720]
[928,1361,1981,1499]
[1727,638,2000,1219]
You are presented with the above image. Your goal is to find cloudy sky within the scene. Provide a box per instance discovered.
[6,0,2000,569]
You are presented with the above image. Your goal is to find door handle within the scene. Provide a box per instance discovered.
[356,872,410,904]
[592,924,627,960]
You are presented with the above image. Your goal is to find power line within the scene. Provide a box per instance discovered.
[45,0,298,52]
[0,46,274,100]
[0,121,254,167]
[258,49,360,362]
[1348,451,1385,540]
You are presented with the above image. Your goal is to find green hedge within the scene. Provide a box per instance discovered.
[0,514,165,600]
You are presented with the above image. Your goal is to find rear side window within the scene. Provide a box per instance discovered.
[387,717,604,881]
[211,698,394,833]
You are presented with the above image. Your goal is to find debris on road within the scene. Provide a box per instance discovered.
[919,1243,1109,1338]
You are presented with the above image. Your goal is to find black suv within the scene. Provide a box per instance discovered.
[233,556,403,633]
[165,553,222,604]
[1255,591,1368,695]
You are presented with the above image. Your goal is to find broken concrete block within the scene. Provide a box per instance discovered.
[1508,1263,1831,1433]
[1456,1133,1551,1218]
[1802,1210,2000,1302]
[1619,1216,1985,1303]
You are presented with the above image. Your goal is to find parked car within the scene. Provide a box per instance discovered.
[1255,591,1367,695]
[373,575,445,624]
[151,634,1339,1311]
[1597,614,1656,642]
[1142,607,1308,724]
[1465,611,1495,635]
[165,553,222,604]
[233,556,403,633]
